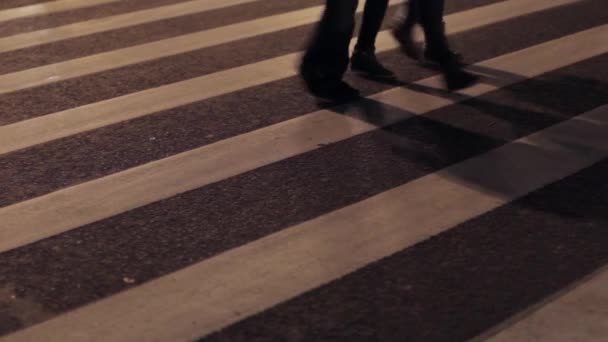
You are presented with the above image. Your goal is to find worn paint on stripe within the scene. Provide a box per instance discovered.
[0,24,607,253]
[3,104,608,342]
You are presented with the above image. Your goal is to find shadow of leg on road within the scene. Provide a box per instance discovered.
[319,64,608,220]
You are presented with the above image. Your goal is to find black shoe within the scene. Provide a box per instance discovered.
[300,59,360,101]
[424,48,465,67]
[391,27,422,61]
[421,20,465,67]
[442,68,478,91]
[299,59,324,86]
[351,50,395,79]
[307,80,361,101]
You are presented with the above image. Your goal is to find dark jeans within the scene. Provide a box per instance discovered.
[401,0,449,53]
[355,0,390,53]
[302,0,389,84]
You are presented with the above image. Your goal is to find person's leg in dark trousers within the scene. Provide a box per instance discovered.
[392,0,422,59]
[355,0,389,52]
[394,0,477,90]
[300,0,360,100]
[417,0,478,90]
[416,0,451,61]
[393,0,448,60]
[350,0,396,79]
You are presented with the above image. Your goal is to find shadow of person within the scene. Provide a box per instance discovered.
[318,64,608,220]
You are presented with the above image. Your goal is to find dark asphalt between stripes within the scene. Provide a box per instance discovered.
[0,0,50,11]
[203,157,608,342]
[0,54,606,336]
[0,0,204,38]
[0,0,606,207]
[0,0,510,121]
[1,0,607,338]
[0,0,324,75]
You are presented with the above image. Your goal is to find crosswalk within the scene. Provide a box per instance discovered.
[0,0,607,341]
[0,0,262,53]
[0,0,122,23]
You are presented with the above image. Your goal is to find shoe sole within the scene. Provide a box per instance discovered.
[351,68,397,80]
[445,75,479,91]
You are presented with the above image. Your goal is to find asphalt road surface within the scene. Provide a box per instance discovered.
[0,0,607,341]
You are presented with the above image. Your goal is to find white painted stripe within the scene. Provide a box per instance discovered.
[0,0,121,23]
[0,0,261,53]
[0,24,606,254]
[484,266,608,342]
[4,104,608,342]
[0,0,583,155]
[0,0,378,93]
[0,0,577,96]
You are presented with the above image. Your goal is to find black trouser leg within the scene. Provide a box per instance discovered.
[393,0,419,42]
[416,0,450,56]
[302,0,358,83]
[355,0,390,53]
[416,0,476,89]
[402,0,419,32]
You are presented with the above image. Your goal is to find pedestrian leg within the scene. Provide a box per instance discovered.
[351,0,395,79]
[417,0,478,90]
[300,0,360,99]
[392,0,422,60]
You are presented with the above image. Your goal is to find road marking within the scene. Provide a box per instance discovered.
[0,0,380,93]
[0,0,576,96]
[0,0,262,53]
[1,24,606,254]
[0,0,121,23]
[4,104,608,342]
[483,265,608,342]
[0,0,584,155]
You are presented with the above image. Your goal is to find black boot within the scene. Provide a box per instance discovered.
[351,50,395,79]
[421,20,465,65]
[420,20,477,91]
[424,47,464,66]
[439,57,478,91]
[309,80,361,101]
[300,59,360,100]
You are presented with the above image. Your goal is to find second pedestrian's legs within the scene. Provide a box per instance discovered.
[394,0,478,90]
